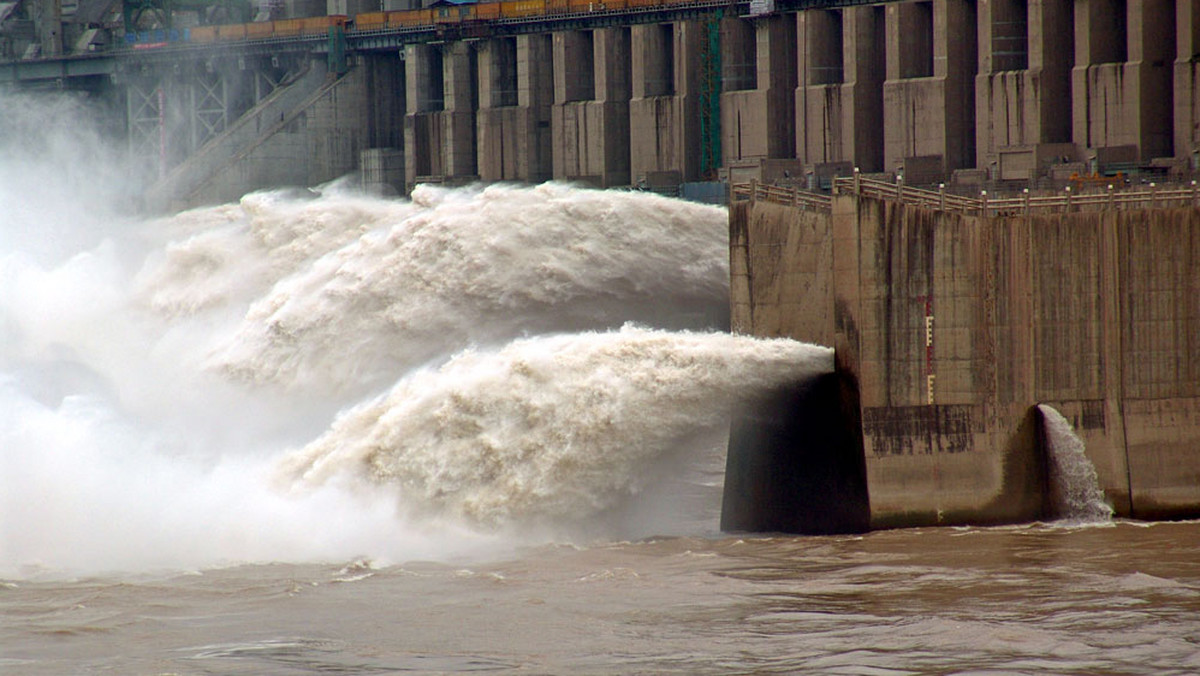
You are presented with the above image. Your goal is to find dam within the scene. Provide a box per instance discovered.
[723,177,1200,531]
[0,0,1194,207]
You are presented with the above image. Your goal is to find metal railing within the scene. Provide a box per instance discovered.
[732,172,1200,216]
[730,180,832,211]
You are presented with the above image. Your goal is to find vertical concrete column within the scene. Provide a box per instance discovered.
[519,33,554,182]
[477,34,553,183]
[976,0,1076,181]
[1071,0,1124,159]
[441,40,478,180]
[630,21,701,184]
[883,0,977,183]
[1073,0,1176,165]
[796,9,844,168]
[844,6,887,173]
[1175,1,1200,167]
[552,30,593,183]
[404,43,443,189]
[797,7,885,176]
[551,28,631,186]
[596,27,632,187]
[720,15,798,177]
[477,37,518,181]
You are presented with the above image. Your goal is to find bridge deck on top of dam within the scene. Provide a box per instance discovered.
[5,0,1196,212]
[0,0,890,84]
[723,177,1200,533]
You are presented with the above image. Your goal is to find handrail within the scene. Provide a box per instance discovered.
[732,174,1200,216]
[730,181,832,212]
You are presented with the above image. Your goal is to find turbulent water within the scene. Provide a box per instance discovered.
[5,92,1198,675]
[2,176,833,574]
[0,91,834,577]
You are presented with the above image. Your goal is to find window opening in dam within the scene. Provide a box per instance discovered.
[807,10,844,86]
[990,0,1029,71]
[898,1,934,79]
[720,17,756,92]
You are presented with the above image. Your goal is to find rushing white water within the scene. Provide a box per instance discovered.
[280,327,833,530]
[0,92,834,577]
[141,182,731,396]
[1038,404,1115,523]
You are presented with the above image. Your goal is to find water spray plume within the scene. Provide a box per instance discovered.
[280,327,833,530]
[1038,404,1114,523]
[1,93,835,577]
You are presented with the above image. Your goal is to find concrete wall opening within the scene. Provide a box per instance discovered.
[489,37,518,108]
[721,371,870,535]
[562,30,595,102]
[427,47,445,112]
[1088,0,1127,64]
[721,18,757,92]
[1141,0,1175,158]
[1041,0,1074,143]
[899,1,934,79]
[992,0,1029,71]
[809,10,844,85]
[859,5,887,173]
[642,23,675,97]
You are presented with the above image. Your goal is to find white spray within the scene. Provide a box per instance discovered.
[173,182,731,395]
[1,90,833,576]
[1037,404,1114,523]
[280,327,833,531]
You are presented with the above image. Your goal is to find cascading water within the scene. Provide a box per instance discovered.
[1037,404,1115,523]
[0,91,832,578]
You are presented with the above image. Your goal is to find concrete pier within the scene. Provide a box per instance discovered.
[551,27,632,187]
[477,35,553,183]
[975,0,1076,181]
[722,15,798,181]
[630,21,702,185]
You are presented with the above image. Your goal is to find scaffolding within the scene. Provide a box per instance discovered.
[698,10,721,179]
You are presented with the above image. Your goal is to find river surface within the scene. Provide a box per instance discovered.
[3,91,1198,675]
[5,521,1200,674]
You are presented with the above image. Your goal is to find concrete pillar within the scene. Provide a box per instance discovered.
[1073,0,1176,166]
[404,41,477,189]
[551,27,631,187]
[404,43,443,188]
[883,0,977,184]
[721,15,798,181]
[519,34,554,182]
[477,35,553,183]
[976,0,1076,182]
[441,41,478,180]
[796,6,886,176]
[630,21,702,185]
[477,37,518,182]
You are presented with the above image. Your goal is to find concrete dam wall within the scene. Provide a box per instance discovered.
[727,190,1200,530]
